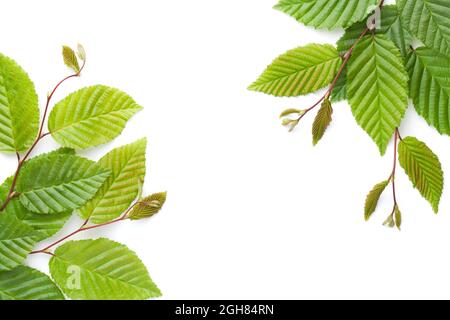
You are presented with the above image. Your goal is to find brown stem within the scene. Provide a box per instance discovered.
[30,217,127,255]
[296,96,326,121]
[328,29,368,93]
[0,61,86,213]
[30,202,135,255]
[390,128,400,210]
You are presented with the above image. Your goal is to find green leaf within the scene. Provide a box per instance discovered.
[16,154,110,214]
[49,238,161,300]
[0,213,40,271]
[128,192,167,220]
[274,0,377,30]
[394,205,402,230]
[372,5,413,59]
[79,139,147,224]
[0,266,64,300]
[330,66,347,102]
[312,99,333,145]
[398,136,444,213]
[337,5,413,58]
[62,46,80,73]
[249,44,342,97]
[364,180,389,221]
[347,34,409,155]
[0,149,75,240]
[48,85,142,149]
[0,53,39,153]
[335,5,413,102]
[406,47,450,135]
[398,0,450,55]
[0,181,71,241]
[8,206,70,240]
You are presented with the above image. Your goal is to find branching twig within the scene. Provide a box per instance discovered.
[288,0,386,125]
[30,201,137,255]
[0,61,86,213]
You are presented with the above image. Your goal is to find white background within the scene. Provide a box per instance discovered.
[1,0,449,300]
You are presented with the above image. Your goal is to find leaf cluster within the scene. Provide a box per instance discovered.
[0,45,166,300]
[250,0,449,228]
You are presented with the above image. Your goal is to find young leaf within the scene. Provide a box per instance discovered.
[398,136,444,213]
[77,43,86,62]
[398,0,450,56]
[128,192,167,220]
[248,44,342,97]
[337,5,413,59]
[312,99,333,145]
[394,206,402,231]
[16,154,111,214]
[0,266,64,300]
[49,238,161,300]
[282,118,301,132]
[280,108,304,118]
[62,46,80,73]
[79,138,147,224]
[274,0,377,30]
[406,47,450,135]
[48,85,143,149]
[0,53,40,153]
[364,180,389,221]
[383,214,395,228]
[347,34,409,155]
[0,214,41,271]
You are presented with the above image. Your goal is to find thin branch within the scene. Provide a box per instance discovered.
[295,96,326,122]
[391,128,399,207]
[291,29,364,122]
[30,202,136,255]
[29,217,127,255]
